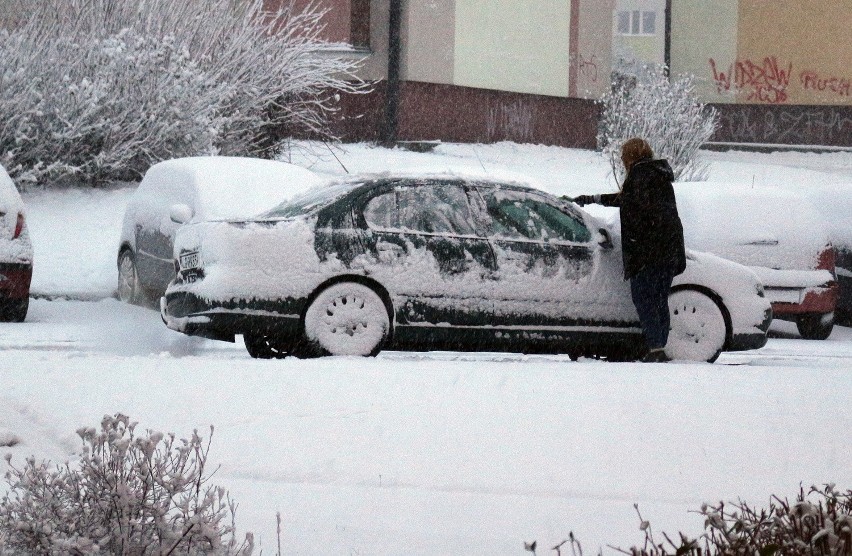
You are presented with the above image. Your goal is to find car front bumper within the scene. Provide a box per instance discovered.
[728,305,772,351]
[161,291,302,342]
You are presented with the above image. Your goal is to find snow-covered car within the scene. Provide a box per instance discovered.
[675,184,838,340]
[801,184,852,326]
[117,157,323,303]
[161,174,771,362]
[836,246,852,325]
[0,165,32,322]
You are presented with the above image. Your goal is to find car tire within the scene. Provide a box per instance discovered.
[303,282,391,357]
[243,332,290,359]
[666,289,727,363]
[0,297,28,322]
[117,250,140,304]
[796,312,834,340]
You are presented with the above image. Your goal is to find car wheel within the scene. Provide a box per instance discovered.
[243,331,290,359]
[666,290,727,363]
[303,282,390,357]
[796,312,834,340]
[117,250,139,304]
[0,297,28,322]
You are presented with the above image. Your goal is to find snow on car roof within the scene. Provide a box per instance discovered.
[674,182,829,269]
[143,156,325,220]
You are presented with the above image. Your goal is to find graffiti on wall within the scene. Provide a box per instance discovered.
[709,57,792,103]
[486,100,534,142]
[709,57,852,104]
[717,105,852,145]
[578,53,599,83]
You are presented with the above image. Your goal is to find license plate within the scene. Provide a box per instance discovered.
[766,288,801,304]
[179,251,199,270]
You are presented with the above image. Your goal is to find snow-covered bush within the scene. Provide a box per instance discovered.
[0,414,252,555]
[0,0,366,186]
[598,65,718,185]
[541,485,852,556]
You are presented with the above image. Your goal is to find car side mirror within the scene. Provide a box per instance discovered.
[169,203,194,224]
[598,228,614,250]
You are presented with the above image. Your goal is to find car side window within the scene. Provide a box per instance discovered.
[400,184,477,235]
[482,190,591,243]
[363,191,397,229]
[395,184,477,235]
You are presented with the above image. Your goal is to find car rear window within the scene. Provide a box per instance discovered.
[263,182,362,218]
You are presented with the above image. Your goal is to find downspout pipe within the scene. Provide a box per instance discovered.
[664,0,672,74]
[382,0,402,146]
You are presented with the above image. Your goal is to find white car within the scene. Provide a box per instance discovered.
[675,184,837,339]
[117,156,323,303]
[0,164,32,322]
[161,174,772,362]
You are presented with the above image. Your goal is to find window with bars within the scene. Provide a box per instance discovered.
[616,10,657,35]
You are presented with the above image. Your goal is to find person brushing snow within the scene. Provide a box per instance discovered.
[572,138,686,363]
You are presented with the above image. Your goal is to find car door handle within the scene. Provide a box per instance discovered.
[377,241,404,253]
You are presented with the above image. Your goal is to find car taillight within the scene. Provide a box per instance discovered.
[13,213,24,239]
[817,245,836,272]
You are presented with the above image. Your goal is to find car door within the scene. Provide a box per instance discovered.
[475,186,634,332]
[358,180,496,329]
[135,180,196,294]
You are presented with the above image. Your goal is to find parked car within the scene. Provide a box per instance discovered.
[674,184,837,339]
[0,165,32,322]
[118,156,323,303]
[161,174,772,362]
[801,184,852,326]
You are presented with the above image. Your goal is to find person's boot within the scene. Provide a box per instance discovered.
[641,348,671,363]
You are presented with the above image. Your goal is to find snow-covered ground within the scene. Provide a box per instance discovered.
[8,142,852,554]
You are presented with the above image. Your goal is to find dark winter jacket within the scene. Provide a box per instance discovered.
[596,158,687,280]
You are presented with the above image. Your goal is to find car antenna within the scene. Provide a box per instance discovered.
[472,145,488,174]
[323,140,349,174]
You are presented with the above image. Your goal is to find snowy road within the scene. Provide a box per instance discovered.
[2,298,851,554]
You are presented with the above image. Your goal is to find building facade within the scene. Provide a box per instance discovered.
[279,0,852,148]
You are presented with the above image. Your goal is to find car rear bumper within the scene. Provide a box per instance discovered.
[0,263,32,299]
[768,280,838,316]
[161,291,301,342]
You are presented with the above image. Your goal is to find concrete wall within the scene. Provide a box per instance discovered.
[575,0,615,98]
[670,0,739,103]
[401,0,455,84]
[452,0,571,97]
[672,0,852,107]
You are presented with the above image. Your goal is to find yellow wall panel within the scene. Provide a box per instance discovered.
[454,0,571,97]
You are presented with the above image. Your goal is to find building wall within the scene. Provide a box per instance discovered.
[612,0,666,67]
[734,0,852,106]
[673,0,852,107]
[400,0,455,84]
[452,0,571,97]
[575,0,615,98]
[670,0,739,103]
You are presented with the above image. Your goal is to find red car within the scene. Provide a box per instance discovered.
[0,165,32,322]
[675,184,836,340]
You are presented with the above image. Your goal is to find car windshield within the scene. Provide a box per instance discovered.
[262,182,362,218]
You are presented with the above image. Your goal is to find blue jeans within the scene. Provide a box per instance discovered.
[630,266,676,350]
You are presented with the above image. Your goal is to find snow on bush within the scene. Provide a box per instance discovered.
[0,0,366,187]
[598,65,718,185]
[533,484,852,556]
[0,414,253,555]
